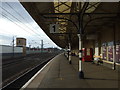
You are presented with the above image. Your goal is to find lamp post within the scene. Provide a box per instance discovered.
[41,40,43,53]
[77,2,89,79]
[12,36,17,58]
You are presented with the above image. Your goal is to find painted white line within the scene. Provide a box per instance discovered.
[20,58,54,90]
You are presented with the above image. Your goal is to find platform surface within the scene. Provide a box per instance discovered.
[22,53,119,89]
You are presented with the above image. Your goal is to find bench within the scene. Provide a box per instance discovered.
[93,55,103,65]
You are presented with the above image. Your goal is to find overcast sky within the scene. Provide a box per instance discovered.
[0,0,60,48]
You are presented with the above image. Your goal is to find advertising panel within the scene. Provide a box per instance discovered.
[108,46,113,62]
[102,43,107,60]
[116,44,120,63]
[108,42,113,62]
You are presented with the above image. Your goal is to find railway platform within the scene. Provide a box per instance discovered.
[21,53,119,89]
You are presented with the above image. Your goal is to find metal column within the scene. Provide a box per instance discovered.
[41,40,43,53]
[12,36,15,57]
[112,24,116,70]
[68,43,72,64]
[77,34,84,78]
[77,2,89,79]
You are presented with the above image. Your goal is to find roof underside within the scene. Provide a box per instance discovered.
[20,2,120,49]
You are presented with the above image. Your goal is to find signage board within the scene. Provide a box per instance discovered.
[50,24,59,33]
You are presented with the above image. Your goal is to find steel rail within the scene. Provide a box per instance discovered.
[1,55,56,89]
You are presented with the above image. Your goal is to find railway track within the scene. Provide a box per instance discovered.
[1,57,52,89]
[2,54,48,86]
[2,54,44,66]
[2,55,41,69]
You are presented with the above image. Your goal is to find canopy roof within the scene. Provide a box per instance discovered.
[20,2,120,49]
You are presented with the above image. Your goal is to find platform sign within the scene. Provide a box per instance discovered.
[50,24,59,33]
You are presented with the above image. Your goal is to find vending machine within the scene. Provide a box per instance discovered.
[82,48,93,61]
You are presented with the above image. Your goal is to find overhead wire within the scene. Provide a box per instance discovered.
[5,2,43,36]
[0,2,56,47]
[1,13,44,46]
[0,5,42,39]
[1,14,41,43]
[1,13,32,36]
[0,7,34,36]
[0,30,17,36]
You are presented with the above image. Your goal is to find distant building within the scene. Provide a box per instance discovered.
[16,38,26,47]
[16,38,26,56]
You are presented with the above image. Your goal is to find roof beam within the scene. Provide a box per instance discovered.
[54,2,67,8]
[39,12,118,16]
